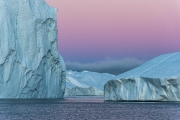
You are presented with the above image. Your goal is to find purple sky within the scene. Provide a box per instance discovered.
[45,0,180,74]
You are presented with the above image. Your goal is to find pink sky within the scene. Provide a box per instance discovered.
[45,0,180,63]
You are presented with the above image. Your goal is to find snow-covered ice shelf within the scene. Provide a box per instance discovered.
[105,52,180,101]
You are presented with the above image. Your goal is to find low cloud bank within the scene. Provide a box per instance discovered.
[65,58,146,75]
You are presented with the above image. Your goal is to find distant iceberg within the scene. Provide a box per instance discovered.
[65,87,103,96]
[65,70,115,96]
[104,52,180,101]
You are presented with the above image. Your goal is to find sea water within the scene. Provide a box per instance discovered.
[0,97,180,120]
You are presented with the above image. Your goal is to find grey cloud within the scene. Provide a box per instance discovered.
[65,58,146,75]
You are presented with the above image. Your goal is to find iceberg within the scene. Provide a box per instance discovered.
[64,87,103,96]
[104,52,180,101]
[65,70,115,96]
[0,0,66,98]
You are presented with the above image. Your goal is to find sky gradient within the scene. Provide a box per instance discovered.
[45,0,180,74]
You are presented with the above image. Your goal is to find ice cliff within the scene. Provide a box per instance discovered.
[65,70,115,96]
[65,87,103,96]
[104,52,180,101]
[0,0,66,98]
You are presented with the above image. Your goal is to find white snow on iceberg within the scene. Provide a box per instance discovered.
[105,52,180,101]
[65,70,115,96]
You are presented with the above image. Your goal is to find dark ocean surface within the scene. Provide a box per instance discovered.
[0,97,180,120]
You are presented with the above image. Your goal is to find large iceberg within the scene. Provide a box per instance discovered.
[0,0,66,98]
[65,70,115,96]
[104,52,180,101]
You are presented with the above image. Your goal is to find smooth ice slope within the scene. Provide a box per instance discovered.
[105,52,180,101]
[0,0,66,98]
[65,70,115,96]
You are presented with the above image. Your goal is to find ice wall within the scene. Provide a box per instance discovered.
[0,0,66,98]
[105,52,180,101]
[65,87,103,96]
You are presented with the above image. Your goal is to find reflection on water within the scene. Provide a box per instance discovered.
[0,97,180,120]
[0,96,104,103]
